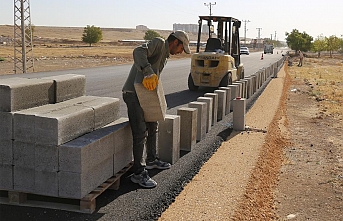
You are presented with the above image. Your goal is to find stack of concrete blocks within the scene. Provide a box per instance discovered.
[158,115,180,164]
[59,117,132,199]
[0,77,57,192]
[0,75,133,200]
[177,107,197,152]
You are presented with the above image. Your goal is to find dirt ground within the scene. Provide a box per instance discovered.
[1,25,342,220]
[274,56,343,220]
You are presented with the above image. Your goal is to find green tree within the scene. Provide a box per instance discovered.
[312,35,327,58]
[82,25,103,46]
[325,35,340,57]
[25,24,35,41]
[285,29,313,52]
[144,30,163,41]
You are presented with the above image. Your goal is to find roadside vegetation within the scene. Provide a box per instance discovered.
[289,54,343,120]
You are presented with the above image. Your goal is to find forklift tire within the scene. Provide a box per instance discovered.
[219,73,232,87]
[188,73,198,91]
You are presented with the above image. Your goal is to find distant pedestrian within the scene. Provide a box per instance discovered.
[298,50,304,67]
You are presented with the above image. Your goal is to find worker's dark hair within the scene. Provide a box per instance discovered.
[167,33,182,45]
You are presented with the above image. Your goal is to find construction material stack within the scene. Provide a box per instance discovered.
[0,74,133,200]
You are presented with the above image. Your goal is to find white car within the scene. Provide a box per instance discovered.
[240,46,250,55]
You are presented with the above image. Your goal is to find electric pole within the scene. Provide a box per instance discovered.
[256,27,262,39]
[274,31,277,41]
[242,20,250,45]
[256,27,262,49]
[204,2,216,16]
[14,0,34,74]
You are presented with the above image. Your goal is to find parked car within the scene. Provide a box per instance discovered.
[240,46,249,55]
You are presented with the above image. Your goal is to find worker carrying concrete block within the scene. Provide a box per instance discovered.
[122,30,190,188]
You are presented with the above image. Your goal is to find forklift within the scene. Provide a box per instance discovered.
[188,16,244,91]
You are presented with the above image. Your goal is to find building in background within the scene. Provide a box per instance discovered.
[136,25,149,30]
[173,23,199,33]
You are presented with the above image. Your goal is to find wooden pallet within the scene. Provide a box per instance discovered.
[0,162,133,214]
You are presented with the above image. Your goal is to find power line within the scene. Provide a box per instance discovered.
[204,2,216,16]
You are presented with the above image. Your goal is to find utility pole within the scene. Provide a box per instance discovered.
[256,27,262,39]
[242,20,250,45]
[256,27,262,49]
[14,0,34,74]
[274,31,277,41]
[204,2,216,16]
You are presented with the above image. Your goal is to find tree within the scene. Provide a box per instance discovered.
[144,30,163,41]
[312,35,327,58]
[82,25,103,46]
[285,29,313,52]
[25,24,35,41]
[325,35,340,58]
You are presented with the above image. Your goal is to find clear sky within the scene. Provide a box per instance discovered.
[1,0,343,41]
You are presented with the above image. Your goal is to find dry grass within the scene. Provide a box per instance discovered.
[0,25,197,74]
[289,56,343,119]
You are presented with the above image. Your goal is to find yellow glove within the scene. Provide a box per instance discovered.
[142,74,159,91]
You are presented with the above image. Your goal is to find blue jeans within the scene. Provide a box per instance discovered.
[122,92,158,174]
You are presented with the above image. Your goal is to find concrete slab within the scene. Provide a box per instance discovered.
[73,97,120,130]
[13,166,35,192]
[232,82,242,98]
[42,74,85,103]
[197,97,213,132]
[13,103,71,143]
[0,164,13,190]
[113,150,133,176]
[34,170,58,197]
[58,156,113,199]
[0,139,13,165]
[188,102,207,142]
[110,118,132,154]
[134,81,167,122]
[214,90,226,121]
[158,115,180,164]
[219,87,231,115]
[59,122,116,173]
[35,144,59,172]
[0,112,13,140]
[233,98,246,131]
[34,105,94,145]
[204,93,218,125]
[0,77,54,112]
[177,107,197,152]
[13,141,35,169]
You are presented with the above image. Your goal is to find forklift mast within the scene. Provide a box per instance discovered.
[196,16,241,67]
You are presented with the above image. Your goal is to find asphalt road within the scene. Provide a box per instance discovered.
[0,50,285,221]
[0,50,284,117]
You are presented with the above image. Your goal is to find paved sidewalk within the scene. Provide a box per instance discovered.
[159,66,287,220]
